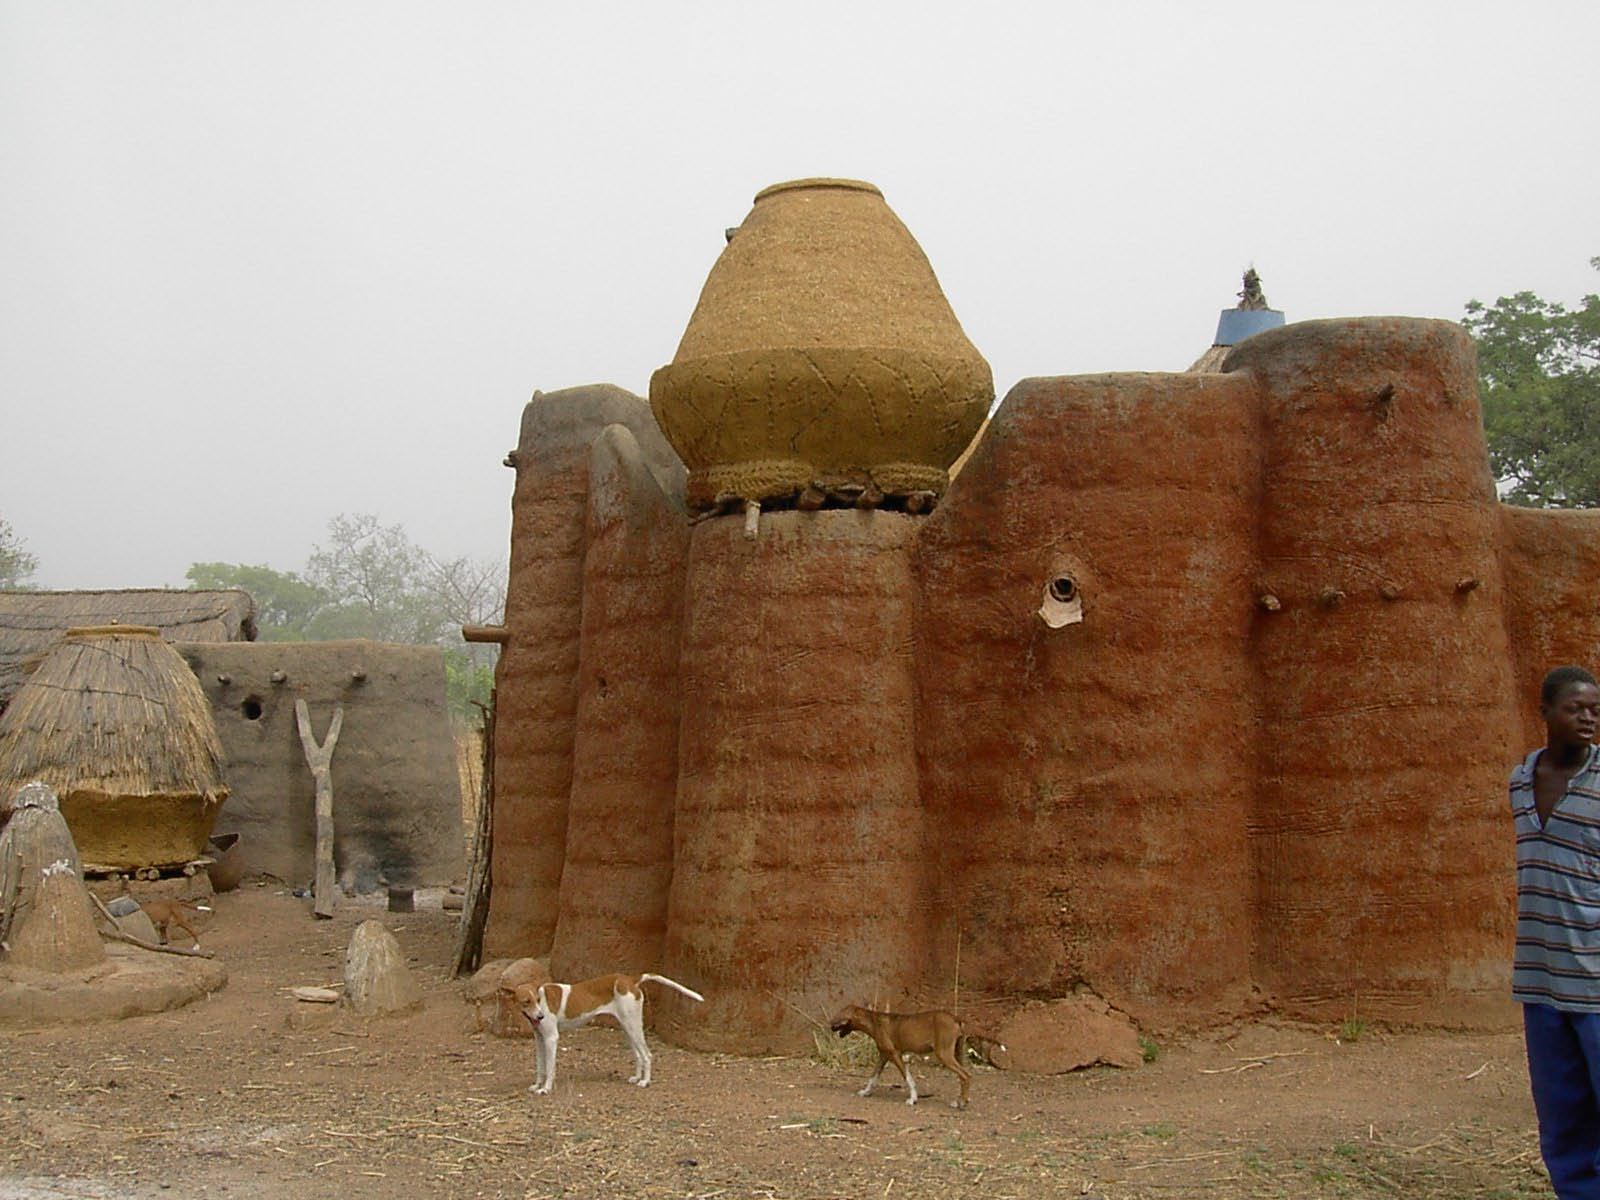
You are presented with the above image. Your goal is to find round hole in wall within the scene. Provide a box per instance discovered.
[241,696,264,721]
[1048,576,1078,604]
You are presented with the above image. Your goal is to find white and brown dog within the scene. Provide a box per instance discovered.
[507,972,703,1094]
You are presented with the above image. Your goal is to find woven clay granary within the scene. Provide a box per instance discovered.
[649,178,993,511]
[0,626,228,870]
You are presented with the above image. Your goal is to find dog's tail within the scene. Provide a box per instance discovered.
[638,973,705,1003]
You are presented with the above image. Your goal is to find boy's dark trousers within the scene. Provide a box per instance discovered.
[1525,1002,1600,1198]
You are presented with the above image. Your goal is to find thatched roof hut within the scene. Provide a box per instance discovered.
[0,589,255,711]
[0,626,229,870]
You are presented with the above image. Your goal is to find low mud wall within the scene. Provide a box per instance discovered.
[179,641,463,891]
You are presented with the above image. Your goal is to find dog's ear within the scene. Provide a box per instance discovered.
[501,982,536,1008]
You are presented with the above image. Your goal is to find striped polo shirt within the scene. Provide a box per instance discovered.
[1512,745,1600,1011]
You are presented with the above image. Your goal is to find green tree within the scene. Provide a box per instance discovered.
[443,649,496,719]
[305,514,441,644]
[188,514,505,718]
[1464,257,1600,507]
[184,562,329,640]
[0,518,39,590]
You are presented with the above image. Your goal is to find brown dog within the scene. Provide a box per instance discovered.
[829,1004,1003,1108]
[138,899,209,947]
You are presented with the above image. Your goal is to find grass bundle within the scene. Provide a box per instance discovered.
[0,626,228,868]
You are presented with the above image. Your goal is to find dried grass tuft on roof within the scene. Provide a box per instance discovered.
[949,417,991,479]
[0,626,227,816]
[0,588,255,709]
[1186,344,1233,373]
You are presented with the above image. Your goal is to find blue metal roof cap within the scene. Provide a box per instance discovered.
[1214,308,1285,346]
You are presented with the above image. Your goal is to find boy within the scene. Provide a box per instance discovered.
[1512,664,1600,1197]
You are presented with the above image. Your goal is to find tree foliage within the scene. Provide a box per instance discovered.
[1464,258,1600,507]
[0,518,39,590]
[185,514,505,718]
[184,562,327,641]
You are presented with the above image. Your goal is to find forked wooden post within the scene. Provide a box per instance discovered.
[294,699,343,920]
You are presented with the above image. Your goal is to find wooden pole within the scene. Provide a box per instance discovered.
[953,926,962,1017]
[88,890,215,959]
[294,699,344,920]
[451,692,495,978]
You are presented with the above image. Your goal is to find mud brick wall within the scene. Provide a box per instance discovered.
[916,371,1261,1028]
[548,425,687,979]
[485,318,1587,1050]
[657,511,925,1052]
[1229,319,1519,1026]
[484,385,684,959]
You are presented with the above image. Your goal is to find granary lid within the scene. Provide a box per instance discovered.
[753,177,882,201]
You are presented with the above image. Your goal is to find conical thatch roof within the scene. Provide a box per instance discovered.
[0,589,255,710]
[0,627,228,868]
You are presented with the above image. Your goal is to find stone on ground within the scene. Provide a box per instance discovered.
[990,992,1144,1073]
[463,955,549,1036]
[343,919,422,1016]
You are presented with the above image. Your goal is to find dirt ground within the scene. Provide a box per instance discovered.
[0,886,1555,1200]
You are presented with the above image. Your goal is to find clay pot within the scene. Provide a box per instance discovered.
[205,832,245,892]
[649,178,993,510]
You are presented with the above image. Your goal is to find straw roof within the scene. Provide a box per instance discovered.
[670,179,984,359]
[0,589,255,710]
[0,626,228,809]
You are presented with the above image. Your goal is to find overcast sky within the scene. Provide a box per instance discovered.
[3,2,1597,590]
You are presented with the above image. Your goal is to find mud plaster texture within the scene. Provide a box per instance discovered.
[177,642,463,892]
[484,386,684,963]
[486,316,1592,1054]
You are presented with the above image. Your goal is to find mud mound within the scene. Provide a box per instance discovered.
[0,942,226,1027]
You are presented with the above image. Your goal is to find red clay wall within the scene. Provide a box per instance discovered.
[657,510,926,1052]
[1498,505,1600,750]
[915,371,1262,1027]
[488,318,1576,1046]
[549,426,687,978]
[484,386,684,959]
[1226,318,1519,1026]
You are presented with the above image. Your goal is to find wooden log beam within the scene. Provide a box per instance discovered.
[294,699,344,920]
[461,624,510,645]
